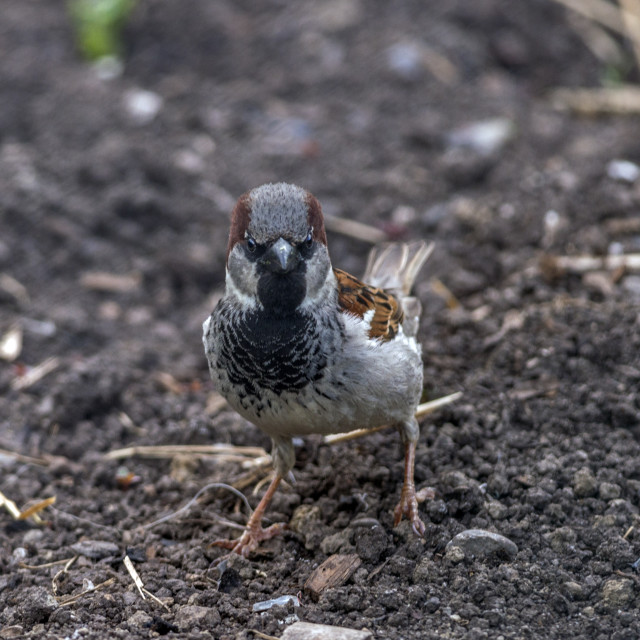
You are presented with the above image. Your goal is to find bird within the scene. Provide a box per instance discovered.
[203,183,434,557]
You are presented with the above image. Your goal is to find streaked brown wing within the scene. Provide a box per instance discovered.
[334,268,404,341]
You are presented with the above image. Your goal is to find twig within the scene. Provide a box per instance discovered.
[20,557,77,570]
[80,271,141,292]
[0,448,49,466]
[50,507,119,532]
[105,443,268,461]
[11,356,60,391]
[550,86,640,115]
[323,216,387,244]
[543,252,640,273]
[324,392,462,444]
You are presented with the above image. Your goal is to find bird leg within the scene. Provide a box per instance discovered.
[211,473,286,557]
[393,439,429,537]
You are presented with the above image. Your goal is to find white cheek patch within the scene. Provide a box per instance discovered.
[226,269,259,309]
[299,263,335,309]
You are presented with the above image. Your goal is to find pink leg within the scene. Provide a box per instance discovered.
[393,441,429,537]
[211,474,286,557]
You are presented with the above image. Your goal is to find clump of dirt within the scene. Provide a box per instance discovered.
[2,1,640,638]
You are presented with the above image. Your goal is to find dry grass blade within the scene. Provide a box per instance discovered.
[123,555,146,599]
[619,0,640,69]
[80,271,141,292]
[18,496,56,520]
[431,277,460,309]
[0,490,22,519]
[105,443,268,461]
[325,392,462,444]
[249,631,281,640]
[550,85,640,115]
[414,392,463,418]
[543,252,640,273]
[323,215,387,244]
[567,11,626,64]
[52,556,79,596]
[57,578,115,607]
[0,448,49,466]
[551,0,626,35]
[0,274,29,304]
[20,557,77,570]
[11,356,60,391]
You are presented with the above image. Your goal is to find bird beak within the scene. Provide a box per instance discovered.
[261,237,300,274]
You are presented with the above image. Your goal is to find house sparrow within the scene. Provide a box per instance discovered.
[203,183,433,556]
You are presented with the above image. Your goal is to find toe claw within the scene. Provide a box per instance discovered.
[210,522,286,557]
[394,488,427,538]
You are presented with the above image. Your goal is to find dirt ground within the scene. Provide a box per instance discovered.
[2,1,640,638]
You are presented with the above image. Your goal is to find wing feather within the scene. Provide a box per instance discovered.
[334,268,404,341]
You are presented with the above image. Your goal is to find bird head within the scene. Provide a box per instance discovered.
[224,183,333,315]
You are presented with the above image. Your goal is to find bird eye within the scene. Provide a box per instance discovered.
[304,230,313,248]
[246,236,257,252]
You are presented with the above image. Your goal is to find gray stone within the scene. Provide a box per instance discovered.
[71,540,120,560]
[175,605,221,631]
[573,468,597,498]
[485,499,508,520]
[601,579,634,609]
[127,611,153,628]
[16,587,58,626]
[282,621,372,640]
[545,526,577,553]
[320,529,353,555]
[599,482,621,500]
[446,529,518,561]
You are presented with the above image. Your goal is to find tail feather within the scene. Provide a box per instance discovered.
[363,241,434,296]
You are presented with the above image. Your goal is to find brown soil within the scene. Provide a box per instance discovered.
[2,1,640,639]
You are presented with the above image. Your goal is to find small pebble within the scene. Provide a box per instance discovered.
[446,118,515,156]
[386,41,424,80]
[446,529,518,560]
[606,159,640,183]
[123,89,163,124]
[127,611,153,628]
[252,594,300,613]
[485,499,508,520]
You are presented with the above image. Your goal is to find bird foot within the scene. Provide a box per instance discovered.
[210,522,286,557]
[393,485,435,537]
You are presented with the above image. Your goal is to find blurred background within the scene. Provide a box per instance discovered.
[2,1,640,636]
